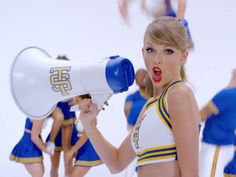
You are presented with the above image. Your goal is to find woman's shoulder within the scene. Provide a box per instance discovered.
[167,83,194,101]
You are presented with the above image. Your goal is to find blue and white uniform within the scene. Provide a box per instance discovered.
[200,88,236,177]
[46,102,102,166]
[10,118,44,163]
[131,80,184,167]
[46,101,76,151]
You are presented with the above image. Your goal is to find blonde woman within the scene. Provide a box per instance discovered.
[78,16,199,177]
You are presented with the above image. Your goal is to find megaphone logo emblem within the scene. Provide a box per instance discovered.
[50,66,72,96]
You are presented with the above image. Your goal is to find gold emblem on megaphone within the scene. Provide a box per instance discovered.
[50,66,72,96]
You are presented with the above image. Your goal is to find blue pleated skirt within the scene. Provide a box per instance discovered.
[10,132,43,163]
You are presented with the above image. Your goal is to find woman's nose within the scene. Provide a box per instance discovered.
[153,55,161,65]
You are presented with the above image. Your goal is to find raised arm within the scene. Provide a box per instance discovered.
[176,0,187,19]
[79,99,136,173]
[168,85,199,177]
[118,0,132,25]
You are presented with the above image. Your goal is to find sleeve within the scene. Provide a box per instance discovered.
[210,89,233,114]
[125,93,134,103]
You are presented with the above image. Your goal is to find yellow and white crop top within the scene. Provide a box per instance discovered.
[131,80,184,166]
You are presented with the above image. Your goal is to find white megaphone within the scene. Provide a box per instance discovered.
[10,47,135,119]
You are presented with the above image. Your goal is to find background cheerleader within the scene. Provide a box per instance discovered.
[200,69,236,177]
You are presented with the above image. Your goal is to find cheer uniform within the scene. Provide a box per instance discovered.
[131,80,184,166]
[10,118,44,163]
[200,88,236,177]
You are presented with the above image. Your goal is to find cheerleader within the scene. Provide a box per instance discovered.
[64,95,102,177]
[78,17,199,177]
[46,101,76,177]
[200,69,236,177]
[10,117,52,177]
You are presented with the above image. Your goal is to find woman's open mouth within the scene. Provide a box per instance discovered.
[152,66,162,83]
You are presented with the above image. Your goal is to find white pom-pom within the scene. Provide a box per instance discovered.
[46,141,55,156]
[42,118,48,129]
[75,111,84,132]
[75,119,84,132]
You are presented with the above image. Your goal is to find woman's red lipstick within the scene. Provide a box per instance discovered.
[152,66,162,83]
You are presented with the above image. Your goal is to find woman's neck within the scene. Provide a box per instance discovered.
[227,70,236,88]
[153,87,163,97]
[226,79,236,88]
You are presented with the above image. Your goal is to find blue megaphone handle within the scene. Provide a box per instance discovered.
[105,56,135,93]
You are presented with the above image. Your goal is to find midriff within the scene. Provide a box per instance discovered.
[137,160,181,177]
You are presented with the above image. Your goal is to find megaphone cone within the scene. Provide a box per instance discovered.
[10,47,134,119]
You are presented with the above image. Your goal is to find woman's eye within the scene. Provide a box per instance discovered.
[146,47,153,53]
[164,48,174,55]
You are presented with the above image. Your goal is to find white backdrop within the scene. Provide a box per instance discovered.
[0,0,236,176]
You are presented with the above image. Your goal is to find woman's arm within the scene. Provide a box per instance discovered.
[71,131,88,154]
[124,101,132,119]
[200,103,214,122]
[31,119,50,154]
[85,124,136,173]
[176,0,187,19]
[168,85,199,177]
[79,99,136,174]
[118,0,132,25]
[64,131,88,164]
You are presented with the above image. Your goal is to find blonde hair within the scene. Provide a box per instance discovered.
[144,16,194,81]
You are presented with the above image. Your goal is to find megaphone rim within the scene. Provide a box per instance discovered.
[9,46,54,119]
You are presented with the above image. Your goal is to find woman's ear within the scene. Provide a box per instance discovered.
[181,51,188,65]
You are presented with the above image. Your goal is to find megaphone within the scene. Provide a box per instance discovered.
[10,47,135,119]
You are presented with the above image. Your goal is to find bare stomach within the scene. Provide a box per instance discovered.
[137,161,181,177]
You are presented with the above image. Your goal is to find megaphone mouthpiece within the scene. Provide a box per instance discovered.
[106,56,135,93]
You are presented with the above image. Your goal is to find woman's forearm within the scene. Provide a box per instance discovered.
[84,123,123,173]
[31,119,47,153]
[79,100,135,173]
[31,135,46,152]
[72,133,88,153]
[176,0,186,19]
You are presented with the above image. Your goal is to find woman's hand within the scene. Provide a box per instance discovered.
[43,146,54,156]
[64,149,76,165]
[79,99,99,127]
